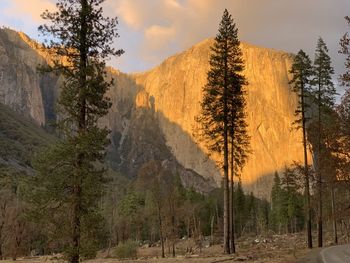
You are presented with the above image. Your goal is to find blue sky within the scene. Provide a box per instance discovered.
[0,0,349,82]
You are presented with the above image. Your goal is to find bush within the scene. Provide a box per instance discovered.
[113,240,138,259]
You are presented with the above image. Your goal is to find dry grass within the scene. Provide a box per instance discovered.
[1,233,318,263]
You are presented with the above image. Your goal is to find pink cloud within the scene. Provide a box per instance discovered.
[7,0,56,23]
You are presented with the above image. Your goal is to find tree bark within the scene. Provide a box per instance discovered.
[71,1,88,262]
[210,215,214,246]
[172,214,175,257]
[317,79,323,248]
[331,182,338,244]
[229,135,236,253]
[0,200,7,260]
[223,38,230,254]
[301,82,313,249]
[157,204,165,258]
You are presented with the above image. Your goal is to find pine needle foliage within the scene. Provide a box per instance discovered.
[196,9,249,254]
[27,1,123,262]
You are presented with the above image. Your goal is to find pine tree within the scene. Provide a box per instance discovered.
[333,15,350,245]
[28,1,123,262]
[339,16,350,136]
[196,9,248,254]
[289,50,313,248]
[246,192,257,234]
[271,172,283,233]
[281,166,300,233]
[234,179,245,237]
[339,16,350,87]
[229,78,250,252]
[311,37,335,248]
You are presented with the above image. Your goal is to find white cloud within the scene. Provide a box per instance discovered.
[1,0,349,73]
[7,0,56,22]
[144,25,176,49]
[166,0,181,9]
[114,0,143,30]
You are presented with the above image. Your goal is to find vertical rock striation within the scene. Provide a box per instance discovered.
[0,28,308,196]
[130,39,306,196]
[0,28,59,125]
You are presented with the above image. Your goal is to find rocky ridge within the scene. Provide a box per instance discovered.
[0,28,308,196]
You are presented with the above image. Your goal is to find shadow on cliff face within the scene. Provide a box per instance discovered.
[104,73,219,193]
[243,172,275,200]
[0,29,309,198]
[0,29,218,194]
[100,70,292,196]
[153,110,219,192]
[243,167,305,200]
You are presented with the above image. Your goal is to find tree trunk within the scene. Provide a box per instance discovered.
[71,182,82,263]
[301,84,313,249]
[229,135,236,253]
[317,80,323,248]
[331,182,338,244]
[71,1,88,262]
[215,203,220,233]
[317,178,323,248]
[158,205,165,258]
[223,158,230,254]
[0,214,5,260]
[210,215,214,246]
[223,43,230,254]
[172,214,175,257]
[193,214,197,238]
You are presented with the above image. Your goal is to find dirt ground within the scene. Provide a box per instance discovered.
[0,233,327,263]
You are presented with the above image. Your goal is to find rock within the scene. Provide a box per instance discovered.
[128,39,309,198]
[0,28,309,196]
[0,28,59,125]
[30,249,41,256]
[236,255,249,261]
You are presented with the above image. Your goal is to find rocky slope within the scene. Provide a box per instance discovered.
[0,28,308,196]
[0,28,59,125]
[0,102,55,175]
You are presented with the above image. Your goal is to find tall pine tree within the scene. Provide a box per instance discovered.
[229,80,250,252]
[29,1,123,262]
[339,16,350,87]
[311,37,335,248]
[338,15,350,140]
[338,15,350,154]
[271,172,283,233]
[196,9,248,254]
[289,50,313,248]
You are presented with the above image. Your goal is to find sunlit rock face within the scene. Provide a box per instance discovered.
[0,28,308,196]
[127,39,307,197]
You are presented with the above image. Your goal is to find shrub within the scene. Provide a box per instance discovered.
[113,240,138,259]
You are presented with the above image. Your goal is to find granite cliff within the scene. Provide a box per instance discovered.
[129,39,306,196]
[0,28,307,196]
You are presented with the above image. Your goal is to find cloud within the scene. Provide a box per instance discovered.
[166,0,181,9]
[114,0,143,30]
[106,0,350,74]
[144,25,176,50]
[7,0,55,22]
[1,0,349,74]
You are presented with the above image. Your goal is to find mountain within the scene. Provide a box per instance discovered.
[0,102,55,175]
[129,39,306,197]
[0,28,308,197]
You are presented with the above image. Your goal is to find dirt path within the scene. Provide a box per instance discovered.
[295,248,322,263]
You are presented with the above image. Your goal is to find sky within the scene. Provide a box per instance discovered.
[0,0,349,81]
